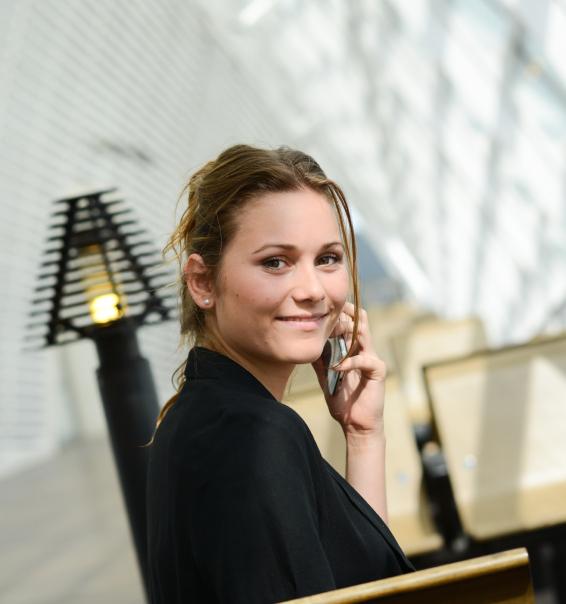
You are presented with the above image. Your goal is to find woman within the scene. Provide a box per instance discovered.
[146,145,414,604]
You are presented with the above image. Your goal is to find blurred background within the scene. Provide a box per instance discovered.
[2,0,566,602]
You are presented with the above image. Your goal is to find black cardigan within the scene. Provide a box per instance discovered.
[147,347,414,604]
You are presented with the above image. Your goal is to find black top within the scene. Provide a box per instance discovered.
[147,348,414,604]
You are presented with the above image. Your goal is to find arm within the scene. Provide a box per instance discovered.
[345,427,387,522]
[314,303,388,521]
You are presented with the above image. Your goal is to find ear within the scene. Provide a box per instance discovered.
[184,254,215,309]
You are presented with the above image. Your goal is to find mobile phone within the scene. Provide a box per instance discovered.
[322,335,348,395]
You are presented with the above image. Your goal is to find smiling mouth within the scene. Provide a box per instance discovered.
[276,314,326,322]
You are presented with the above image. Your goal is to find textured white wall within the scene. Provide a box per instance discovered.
[0,0,287,479]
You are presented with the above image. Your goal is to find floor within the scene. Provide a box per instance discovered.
[0,439,144,604]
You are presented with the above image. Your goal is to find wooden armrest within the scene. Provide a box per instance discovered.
[281,548,534,604]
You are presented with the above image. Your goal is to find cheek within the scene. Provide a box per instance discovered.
[219,266,282,321]
[326,269,350,305]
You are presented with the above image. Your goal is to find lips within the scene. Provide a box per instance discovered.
[277,314,326,321]
[275,313,327,331]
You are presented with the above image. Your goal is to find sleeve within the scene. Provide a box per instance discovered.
[188,405,337,604]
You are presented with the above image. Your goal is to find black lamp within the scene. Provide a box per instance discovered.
[29,189,174,599]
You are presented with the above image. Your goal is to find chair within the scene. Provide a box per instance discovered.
[379,376,442,556]
[281,548,534,604]
[391,317,487,424]
[365,304,425,375]
[424,333,566,540]
[284,375,442,557]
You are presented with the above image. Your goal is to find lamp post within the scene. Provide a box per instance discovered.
[29,190,174,600]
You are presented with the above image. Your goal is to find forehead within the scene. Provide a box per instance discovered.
[234,189,341,245]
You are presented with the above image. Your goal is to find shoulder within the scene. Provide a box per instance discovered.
[158,378,318,467]
[149,379,328,524]
[197,389,324,508]
[225,384,308,432]
[212,382,315,459]
[176,375,309,433]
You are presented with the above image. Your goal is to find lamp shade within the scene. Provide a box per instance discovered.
[29,190,174,346]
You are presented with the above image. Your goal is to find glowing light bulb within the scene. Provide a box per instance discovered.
[90,293,122,323]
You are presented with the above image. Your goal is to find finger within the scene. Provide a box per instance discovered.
[343,308,374,350]
[329,319,354,350]
[339,305,370,334]
[339,325,355,351]
[328,309,354,337]
[335,353,386,380]
[331,318,353,337]
[335,318,371,348]
[341,301,355,318]
[329,307,374,353]
[329,322,346,338]
[349,329,369,353]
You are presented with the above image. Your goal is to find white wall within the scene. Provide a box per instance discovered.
[0,0,288,479]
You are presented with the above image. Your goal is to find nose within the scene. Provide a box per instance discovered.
[291,263,326,303]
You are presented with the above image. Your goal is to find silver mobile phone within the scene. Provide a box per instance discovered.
[322,335,348,395]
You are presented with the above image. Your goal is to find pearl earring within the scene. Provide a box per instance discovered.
[204,299,210,305]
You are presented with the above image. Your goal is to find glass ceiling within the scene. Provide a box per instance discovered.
[196,0,566,345]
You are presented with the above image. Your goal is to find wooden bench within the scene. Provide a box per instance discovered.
[284,374,442,557]
[281,548,534,603]
[391,317,487,424]
[424,333,566,540]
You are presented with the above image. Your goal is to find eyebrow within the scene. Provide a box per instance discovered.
[252,241,343,254]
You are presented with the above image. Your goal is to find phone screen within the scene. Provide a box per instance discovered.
[321,335,348,395]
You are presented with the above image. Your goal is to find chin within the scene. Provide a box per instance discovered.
[277,338,325,365]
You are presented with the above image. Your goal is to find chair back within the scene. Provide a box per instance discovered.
[425,334,566,539]
[391,317,487,424]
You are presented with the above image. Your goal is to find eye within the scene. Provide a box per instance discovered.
[263,257,286,270]
[317,254,340,266]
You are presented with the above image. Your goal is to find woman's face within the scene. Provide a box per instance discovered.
[211,188,350,368]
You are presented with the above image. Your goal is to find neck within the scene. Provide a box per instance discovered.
[202,338,294,402]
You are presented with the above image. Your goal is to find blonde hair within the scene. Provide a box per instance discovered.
[157,144,360,427]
